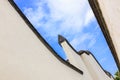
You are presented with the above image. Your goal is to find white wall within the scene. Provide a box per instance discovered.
[94,0,120,64]
[81,53,112,80]
[0,0,116,80]
[0,0,84,80]
[61,41,93,80]
[60,40,113,80]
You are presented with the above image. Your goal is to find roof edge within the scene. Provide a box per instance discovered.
[8,0,83,75]
[77,50,114,78]
[88,0,120,70]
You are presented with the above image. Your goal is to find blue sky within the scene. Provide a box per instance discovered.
[14,0,118,75]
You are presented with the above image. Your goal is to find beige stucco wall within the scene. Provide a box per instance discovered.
[61,40,113,80]
[0,0,84,80]
[0,0,116,80]
[96,0,120,63]
[81,53,112,80]
[61,41,93,80]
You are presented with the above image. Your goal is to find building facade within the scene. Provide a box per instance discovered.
[0,0,119,80]
[89,0,120,69]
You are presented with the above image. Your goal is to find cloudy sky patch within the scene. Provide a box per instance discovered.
[14,0,118,75]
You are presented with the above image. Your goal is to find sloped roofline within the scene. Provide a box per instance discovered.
[58,35,114,78]
[78,50,114,79]
[8,0,118,76]
[8,0,83,75]
[88,0,120,70]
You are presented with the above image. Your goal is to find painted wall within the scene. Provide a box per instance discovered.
[60,38,114,80]
[0,0,115,80]
[94,0,120,64]
[61,41,93,80]
[81,53,113,80]
[0,0,84,80]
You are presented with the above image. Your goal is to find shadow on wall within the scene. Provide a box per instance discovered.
[58,35,114,80]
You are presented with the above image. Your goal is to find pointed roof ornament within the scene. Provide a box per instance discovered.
[58,35,66,45]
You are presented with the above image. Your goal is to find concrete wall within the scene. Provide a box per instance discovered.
[61,41,93,80]
[89,0,120,67]
[0,0,115,80]
[0,0,84,80]
[81,53,113,80]
[60,38,113,80]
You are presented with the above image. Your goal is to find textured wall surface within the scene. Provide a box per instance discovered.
[0,0,83,80]
[60,39,113,80]
[0,0,115,80]
[81,53,113,80]
[93,0,120,65]
[61,41,93,80]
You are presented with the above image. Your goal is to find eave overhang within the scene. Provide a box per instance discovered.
[88,0,120,71]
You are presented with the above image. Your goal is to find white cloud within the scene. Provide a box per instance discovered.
[88,38,96,48]
[21,1,119,74]
[70,24,100,51]
[46,0,90,34]
[23,1,49,28]
[84,9,95,26]
[23,0,98,50]
[70,33,93,50]
[100,57,107,63]
[24,8,42,27]
[23,0,94,34]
